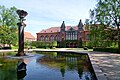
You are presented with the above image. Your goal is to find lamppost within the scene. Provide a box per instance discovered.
[16,10,28,56]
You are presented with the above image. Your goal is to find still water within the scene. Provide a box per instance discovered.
[0,52,97,80]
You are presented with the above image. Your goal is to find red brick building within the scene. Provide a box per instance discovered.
[24,32,35,41]
[36,20,89,48]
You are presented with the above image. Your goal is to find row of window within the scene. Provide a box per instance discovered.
[40,35,59,41]
[39,34,89,41]
[66,32,77,40]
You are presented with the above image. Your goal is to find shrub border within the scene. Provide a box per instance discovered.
[93,48,120,53]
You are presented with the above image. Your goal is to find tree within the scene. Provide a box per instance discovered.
[0,5,18,28]
[0,5,18,47]
[90,0,120,49]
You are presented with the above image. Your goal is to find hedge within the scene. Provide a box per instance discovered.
[31,41,57,48]
[93,47,120,53]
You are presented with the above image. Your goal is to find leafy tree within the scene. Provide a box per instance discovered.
[24,40,31,48]
[0,26,17,47]
[0,5,18,47]
[0,5,18,28]
[89,0,120,49]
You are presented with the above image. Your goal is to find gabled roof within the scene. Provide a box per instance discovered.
[38,27,60,33]
[24,32,35,40]
[65,26,78,31]
[38,26,79,33]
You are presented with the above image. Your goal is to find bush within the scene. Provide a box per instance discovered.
[32,41,57,48]
[93,47,120,53]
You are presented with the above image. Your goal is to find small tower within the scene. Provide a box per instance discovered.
[60,21,66,47]
[77,19,83,48]
[60,21,65,32]
[78,19,83,31]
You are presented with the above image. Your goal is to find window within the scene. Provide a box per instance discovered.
[45,36,48,41]
[73,32,75,40]
[50,35,54,41]
[66,32,78,40]
[75,32,77,40]
[55,35,59,41]
[40,36,44,41]
[66,32,69,40]
[68,33,70,40]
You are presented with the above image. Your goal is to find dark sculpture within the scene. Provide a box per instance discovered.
[16,10,28,56]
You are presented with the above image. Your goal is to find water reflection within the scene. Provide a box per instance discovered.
[17,60,27,80]
[36,52,95,80]
[0,52,97,80]
[0,57,18,80]
[0,53,28,80]
[17,70,26,80]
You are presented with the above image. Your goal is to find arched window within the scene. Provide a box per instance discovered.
[50,35,54,41]
[55,35,59,41]
[40,36,44,41]
[45,35,48,41]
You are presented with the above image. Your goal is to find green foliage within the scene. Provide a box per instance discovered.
[0,26,18,46]
[31,41,58,48]
[0,5,18,27]
[24,40,32,48]
[83,41,117,49]
[78,42,82,48]
[11,45,18,49]
[60,41,66,48]
[89,0,120,49]
[93,47,120,53]
[50,41,57,48]
[0,5,18,46]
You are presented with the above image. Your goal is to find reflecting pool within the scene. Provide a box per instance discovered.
[0,52,97,80]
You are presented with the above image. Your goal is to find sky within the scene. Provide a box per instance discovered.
[1,0,97,37]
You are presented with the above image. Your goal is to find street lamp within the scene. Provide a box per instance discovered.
[16,10,28,56]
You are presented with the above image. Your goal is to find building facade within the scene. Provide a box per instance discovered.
[36,20,89,48]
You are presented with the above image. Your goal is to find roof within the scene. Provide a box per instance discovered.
[65,26,78,31]
[39,27,60,33]
[38,26,79,33]
[24,32,35,40]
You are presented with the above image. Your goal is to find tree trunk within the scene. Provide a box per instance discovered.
[117,25,120,49]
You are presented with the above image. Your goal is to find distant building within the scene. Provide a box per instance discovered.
[36,20,89,48]
[24,32,35,41]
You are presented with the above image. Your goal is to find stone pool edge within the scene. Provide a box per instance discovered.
[88,53,107,80]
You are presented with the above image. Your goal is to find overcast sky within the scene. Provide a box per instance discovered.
[1,0,97,37]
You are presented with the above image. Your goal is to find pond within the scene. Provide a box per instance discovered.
[0,51,97,80]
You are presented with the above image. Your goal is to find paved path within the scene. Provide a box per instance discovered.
[89,51,120,80]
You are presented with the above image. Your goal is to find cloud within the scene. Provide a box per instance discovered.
[1,0,97,37]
